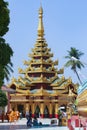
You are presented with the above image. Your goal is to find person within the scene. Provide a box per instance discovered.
[62,111,67,117]
[8,108,20,122]
[8,108,15,122]
[33,116,38,126]
[27,116,32,127]
[58,110,63,126]
[1,111,4,122]
[6,112,9,122]
[20,112,23,119]
[14,110,20,120]
[25,111,29,120]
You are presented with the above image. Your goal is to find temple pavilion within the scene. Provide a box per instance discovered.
[7,6,78,118]
[77,80,87,117]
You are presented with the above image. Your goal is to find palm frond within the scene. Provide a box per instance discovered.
[64,47,84,84]
[64,56,71,59]
[64,60,74,67]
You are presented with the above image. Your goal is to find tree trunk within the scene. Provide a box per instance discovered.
[74,69,82,84]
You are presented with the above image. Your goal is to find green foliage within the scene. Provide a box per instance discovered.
[0,0,13,88]
[64,47,84,84]
[0,38,13,66]
[0,90,8,107]
[0,0,10,36]
[0,65,4,87]
[58,110,62,115]
[0,38,13,87]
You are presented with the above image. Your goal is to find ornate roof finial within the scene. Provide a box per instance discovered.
[37,6,44,37]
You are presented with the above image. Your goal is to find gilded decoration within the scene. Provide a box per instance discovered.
[7,6,77,118]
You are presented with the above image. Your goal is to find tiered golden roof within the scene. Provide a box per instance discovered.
[8,6,78,98]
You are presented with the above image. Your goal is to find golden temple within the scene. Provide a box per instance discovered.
[77,80,87,117]
[7,6,78,118]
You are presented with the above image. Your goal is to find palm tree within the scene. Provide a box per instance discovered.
[0,38,13,87]
[0,0,13,109]
[64,47,84,84]
[0,0,13,88]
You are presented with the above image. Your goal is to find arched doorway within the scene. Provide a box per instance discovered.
[17,104,24,117]
[44,105,49,118]
[35,105,40,118]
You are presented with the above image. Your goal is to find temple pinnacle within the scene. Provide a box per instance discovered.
[37,6,44,37]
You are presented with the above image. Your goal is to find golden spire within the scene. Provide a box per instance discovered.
[37,6,44,37]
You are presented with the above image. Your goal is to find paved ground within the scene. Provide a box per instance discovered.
[0,118,85,130]
[0,118,84,130]
[0,118,69,130]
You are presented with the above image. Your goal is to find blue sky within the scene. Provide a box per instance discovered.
[5,0,87,84]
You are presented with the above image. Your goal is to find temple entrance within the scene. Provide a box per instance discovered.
[35,105,40,118]
[17,104,24,117]
[44,106,49,118]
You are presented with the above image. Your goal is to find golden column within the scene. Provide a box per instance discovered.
[40,103,44,118]
[55,103,59,118]
[25,103,29,111]
[67,88,76,119]
[49,103,52,118]
[31,103,35,118]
